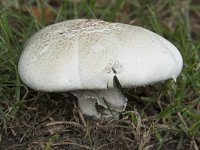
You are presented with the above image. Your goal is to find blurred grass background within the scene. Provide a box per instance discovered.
[0,0,200,149]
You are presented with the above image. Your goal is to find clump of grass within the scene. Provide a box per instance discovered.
[0,0,199,149]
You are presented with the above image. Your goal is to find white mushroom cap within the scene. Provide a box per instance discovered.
[18,19,183,92]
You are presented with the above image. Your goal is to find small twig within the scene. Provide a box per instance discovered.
[21,120,34,129]
[10,128,17,136]
[5,143,28,150]
[20,128,31,143]
[73,102,87,127]
[77,108,87,127]
[41,108,58,122]
[97,124,133,130]
[97,141,115,149]
[177,112,189,130]
[44,121,85,131]
[52,141,92,149]
[191,137,199,150]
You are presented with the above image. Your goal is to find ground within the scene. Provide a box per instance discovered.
[0,0,200,150]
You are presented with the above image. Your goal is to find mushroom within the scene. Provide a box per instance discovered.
[18,19,183,118]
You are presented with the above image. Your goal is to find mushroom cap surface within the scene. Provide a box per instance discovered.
[18,19,183,91]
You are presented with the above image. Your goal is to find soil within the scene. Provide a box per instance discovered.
[0,90,196,150]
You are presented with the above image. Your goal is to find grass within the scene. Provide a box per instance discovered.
[0,0,200,149]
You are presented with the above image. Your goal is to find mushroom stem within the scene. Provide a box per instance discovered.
[78,97,101,118]
[72,87,127,118]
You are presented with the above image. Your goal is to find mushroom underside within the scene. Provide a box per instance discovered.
[72,87,127,118]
